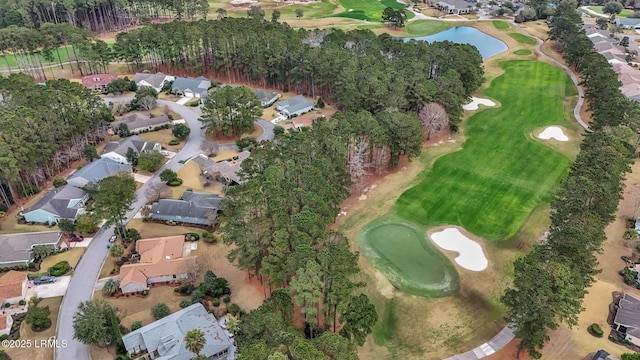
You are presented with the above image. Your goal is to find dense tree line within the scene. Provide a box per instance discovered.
[0,0,208,33]
[501,1,639,358]
[112,18,484,123]
[0,73,113,208]
[222,119,379,355]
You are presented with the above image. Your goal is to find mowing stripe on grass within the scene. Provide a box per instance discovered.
[508,32,536,45]
[395,60,576,241]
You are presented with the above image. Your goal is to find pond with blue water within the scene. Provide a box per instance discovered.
[406,26,508,60]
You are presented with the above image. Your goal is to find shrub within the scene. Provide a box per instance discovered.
[212,298,220,307]
[589,323,604,337]
[167,179,183,187]
[179,299,192,308]
[111,134,120,141]
[620,267,638,285]
[184,232,200,241]
[151,303,170,320]
[201,231,211,239]
[18,299,25,306]
[624,228,639,241]
[235,136,257,150]
[52,176,67,188]
[223,295,231,303]
[48,261,70,277]
[168,139,180,145]
[227,303,242,316]
[4,303,10,308]
[130,321,142,331]
[316,98,325,108]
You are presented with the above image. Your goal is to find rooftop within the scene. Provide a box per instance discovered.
[0,231,61,264]
[23,185,87,219]
[0,271,26,301]
[112,113,171,131]
[68,157,132,186]
[81,73,118,88]
[103,135,159,157]
[132,72,172,88]
[614,293,640,329]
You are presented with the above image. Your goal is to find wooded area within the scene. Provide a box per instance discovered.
[0,73,113,208]
[0,0,208,32]
[501,1,639,358]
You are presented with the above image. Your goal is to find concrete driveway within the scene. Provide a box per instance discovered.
[176,97,194,105]
[133,173,152,183]
[25,276,71,299]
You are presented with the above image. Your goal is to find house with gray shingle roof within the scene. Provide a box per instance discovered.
[122,303,234,360]
[192,151,251,186]
[150,190,223,226]
[614,18,640,29]
[22,185,88,224]
[132,72,175,93]
[253,89,280,107]
[613,293,640,346]
[0,231,62,269]
[112,113,171,134]
[172,76,211,99]
[435,0,476,14]
[102,135,161,165]
[275,95,315,118]
[67,158,132,188]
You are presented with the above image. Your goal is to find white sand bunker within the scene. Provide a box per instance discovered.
[430,228,488,271]
[538,126,568,142]
[463,97,496,111]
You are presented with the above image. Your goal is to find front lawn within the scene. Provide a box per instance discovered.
[588,5,635,17]
[395,60,580,240]
[30,248,85,277]
[137,129,183,152]
[127,218,207,239]
[4,297,62,360]
[95,286,181,329]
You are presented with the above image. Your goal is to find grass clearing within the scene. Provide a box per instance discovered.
[588,5,634,17]
[4,297,62,360]
[95,286,182,329]
[359,216,458,297]
[172,160,225,197]
[395,60,579,241]
[331,0,409,21]
[405,20,451,36]
[137,128,183,152]
[508,32,537,45]
[514,49,532,55]
[492,20,509,30]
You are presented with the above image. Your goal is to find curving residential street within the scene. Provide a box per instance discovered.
[55,99,210,360]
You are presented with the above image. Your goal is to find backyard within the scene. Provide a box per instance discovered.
[587,5,635,17]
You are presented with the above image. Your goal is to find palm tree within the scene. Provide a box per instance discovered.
[31,245,52,261]
[102,279,120,296]
[184,328,206,357]
[226,315,239,336]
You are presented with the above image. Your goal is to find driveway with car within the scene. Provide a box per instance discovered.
[26,276,70,299]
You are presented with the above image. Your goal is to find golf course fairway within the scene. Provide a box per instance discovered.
[360,219,459,297]
[395,60,577,241]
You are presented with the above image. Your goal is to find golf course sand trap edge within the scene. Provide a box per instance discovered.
[462,96,496,111]
[430,228,488,272]
[538,126,569,141]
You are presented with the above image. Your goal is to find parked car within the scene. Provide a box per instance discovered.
[33,276,56,285]
[70,234,84,242]
[109,235,117,243]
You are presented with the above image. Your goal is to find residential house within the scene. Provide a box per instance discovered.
[0,271,27,306]
[434,0,476,14]
[591,349,620,360]
[132,72,175,93]
[172,76,211,99]
[102,135,161,165]
[118,235,197,293]
[150,190,223,226]
[275,95,315,117]
[122,303,234,360]
[22,185,88,224]
[81,73,118,93]
[0,231,62,269]
[614,18,640,29]
[191,151,251,186]
[613,293,640,346]
[254,89,280,107]
[112,113,172,134]
[280,115,324,132]
[67,157,132,188]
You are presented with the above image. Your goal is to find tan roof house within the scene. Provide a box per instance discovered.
[0,271,27,306]
[118,236,196,294]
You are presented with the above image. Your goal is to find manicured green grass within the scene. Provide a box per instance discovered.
[273,0,339,19]
[405,20,451,36]
[359,216,458,297]
[332,0,408,21]
[395,60,577,241]
[492,20,509,29]
[0,46,76,69]
[588,5,635,17]
[513,49,532,55]
[508,32,536,45]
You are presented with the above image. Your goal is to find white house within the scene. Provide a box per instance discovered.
[254,89,280,107]
[275,95,315,118]
[172,76,211,98]
[101,135,161,165]
[132,72,175,93]
[434,0,476,14]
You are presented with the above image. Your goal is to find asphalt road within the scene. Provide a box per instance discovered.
[55,98,206,360]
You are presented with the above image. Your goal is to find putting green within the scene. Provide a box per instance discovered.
[331,0,410,21]
[508,32,536,45]
[492,20,509,30]
[360,219,458,297]
[395,60,577,240]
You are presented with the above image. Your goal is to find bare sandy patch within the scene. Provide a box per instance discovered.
[430,228,489,272]
[538,126,569,141]
[463,96,496,111]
